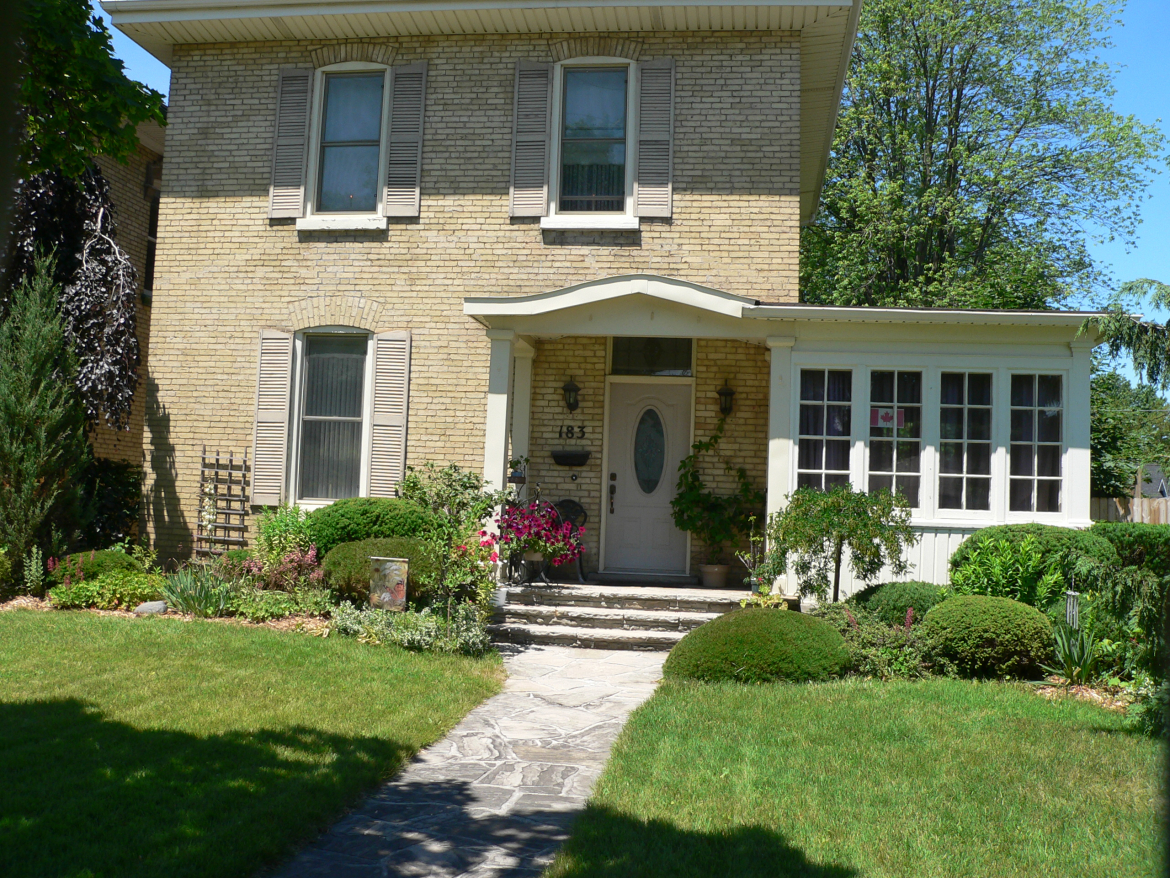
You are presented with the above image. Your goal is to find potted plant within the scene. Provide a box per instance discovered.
[496,500,585,583]
[671,418,764,589]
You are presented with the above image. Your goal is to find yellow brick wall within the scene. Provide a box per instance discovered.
[148,31,800,557]
[90,144,160,468]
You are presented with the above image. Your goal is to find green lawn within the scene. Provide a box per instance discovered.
[0,610,502,878]
[547,678,1162,878]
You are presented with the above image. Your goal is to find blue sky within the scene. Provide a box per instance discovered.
[92,1,1170,325]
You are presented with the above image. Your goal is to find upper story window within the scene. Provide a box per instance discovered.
[317,72,385,213]
[560,67,628,213]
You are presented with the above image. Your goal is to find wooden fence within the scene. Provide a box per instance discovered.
[1090,496,1170,524]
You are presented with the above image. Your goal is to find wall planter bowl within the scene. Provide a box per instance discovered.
[699,564,730,589]
[551,449,591,467]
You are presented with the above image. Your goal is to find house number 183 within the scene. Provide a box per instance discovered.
[558,425,586,439]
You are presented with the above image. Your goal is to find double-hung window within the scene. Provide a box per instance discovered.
[798,369,853,490]
[296,334,369,502]
[868,371,922,507]
[938,372,992,511]
[316,72,385,213]
[1010,374,1063,512]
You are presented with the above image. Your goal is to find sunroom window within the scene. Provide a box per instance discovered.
[1010,374,1063,512]
[868,370,922,507]
[316,72,384,213]
[559,67,628,212]
[298,335,367,500]
[798,369,852,491]
[938,372,992,511]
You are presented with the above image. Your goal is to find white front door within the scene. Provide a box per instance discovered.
[603,382,692,573]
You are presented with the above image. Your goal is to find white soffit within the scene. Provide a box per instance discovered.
[101,0,860,223]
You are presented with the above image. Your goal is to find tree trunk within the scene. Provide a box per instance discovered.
[833,538,844,604]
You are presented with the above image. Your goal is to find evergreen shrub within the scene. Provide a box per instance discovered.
[663,609,849,683]
[47,549,142,588]
[322,537,438,603]
[306,498,435,557]
[1090,522,1170,575]
[950,524,1118,584]
[922,595,1052,679]
[851,580,949,625]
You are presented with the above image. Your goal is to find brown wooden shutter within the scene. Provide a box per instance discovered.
[251,329,293,505]
[635,58,675,219]
[368,331,411,497]
[383,61,427,217]
[509,61,553,217]
[268,68,313,218]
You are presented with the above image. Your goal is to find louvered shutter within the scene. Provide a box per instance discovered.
[268,68,312,218]
[509,61,553,217]
[383,62,427,217]
[368,331,411,497]
[251,330,293,506]
[635,58,675,219]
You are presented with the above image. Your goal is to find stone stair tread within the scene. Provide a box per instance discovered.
[501,604,722,622]
[488,622,685,650]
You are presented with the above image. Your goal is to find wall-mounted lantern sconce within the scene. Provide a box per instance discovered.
[717,380,736,417]
[562,377,581,413]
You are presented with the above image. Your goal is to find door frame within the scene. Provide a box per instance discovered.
[598,369,696,575]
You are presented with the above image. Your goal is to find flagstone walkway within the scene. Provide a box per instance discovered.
[271,645,665,878]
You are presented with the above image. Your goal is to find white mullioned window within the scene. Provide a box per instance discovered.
[868,370,923,507]
[938,372,993,511]
[797,369,853,491]
[1010,373,1063,512]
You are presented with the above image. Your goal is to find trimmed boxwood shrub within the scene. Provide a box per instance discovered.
[922,595,1051,679]
[663,609,849,684]
[322,537,439,603]
[1090,522,1170,575]
[47,549,142,588]
[306,498,435,557]
[851,580,949,626]
[950,524,1118,582]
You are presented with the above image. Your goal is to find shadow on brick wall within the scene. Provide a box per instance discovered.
[144,373,191,561]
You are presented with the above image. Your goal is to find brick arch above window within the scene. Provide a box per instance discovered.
[308,41,397,69]
[548,37,642,62]
[288,295,386,332]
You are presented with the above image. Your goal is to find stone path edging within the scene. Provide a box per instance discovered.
[271,644,665,877]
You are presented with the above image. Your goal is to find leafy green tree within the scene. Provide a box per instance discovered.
[18,0,165,176]
[1090,366,1170,497]
[766,487,919,603]
[1092,278,1170,390]
[0,256,92,575]
[802,0,1165,309]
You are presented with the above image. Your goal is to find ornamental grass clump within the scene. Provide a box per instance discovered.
[922,595,1051,679]
[496,501,585,566]
[663,609,849,684]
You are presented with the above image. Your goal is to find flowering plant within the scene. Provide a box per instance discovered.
[496,501,585,566]
[242,545,326,592]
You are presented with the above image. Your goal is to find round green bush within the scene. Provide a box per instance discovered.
[47,549,142,588]
[322,537,439,603]
[853,581,950,626]
[950,524,1118,582]
[1090,522,1170,575]
[306,498,435,557]
[663,609,849,684]
[922,595,1052,679]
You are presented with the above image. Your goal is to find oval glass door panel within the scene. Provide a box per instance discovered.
[634,408,666,494]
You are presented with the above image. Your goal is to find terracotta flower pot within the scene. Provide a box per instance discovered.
[699,564,730,589]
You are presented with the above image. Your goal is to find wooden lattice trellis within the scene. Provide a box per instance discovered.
[195,446,250,559]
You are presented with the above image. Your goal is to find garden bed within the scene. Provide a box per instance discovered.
[546,678,1160,878]
[0,610,503,878]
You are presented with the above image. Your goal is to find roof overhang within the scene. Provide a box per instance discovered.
[100,0,861,224]
[464,274,1108,343]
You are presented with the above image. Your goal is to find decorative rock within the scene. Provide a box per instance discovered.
[133,600,167,615]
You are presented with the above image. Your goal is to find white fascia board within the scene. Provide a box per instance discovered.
[745,304,1106,331]
[465,274,756,319]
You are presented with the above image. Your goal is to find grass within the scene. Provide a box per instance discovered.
[547,678,1162,878]
[0,610,503,878]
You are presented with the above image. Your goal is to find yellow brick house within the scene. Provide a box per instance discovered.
[103,0,1098,591]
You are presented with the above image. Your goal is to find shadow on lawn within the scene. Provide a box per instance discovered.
[0,698,413,878]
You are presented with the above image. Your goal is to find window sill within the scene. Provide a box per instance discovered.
[540,214,639,231]
[296,215,388,231]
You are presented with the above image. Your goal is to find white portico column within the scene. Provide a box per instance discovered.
[511,338,536,466]
[482,330,515,494]
[765,336,796,517]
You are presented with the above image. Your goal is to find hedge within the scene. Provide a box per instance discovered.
[950,524,1118,582]
[305,498,435,557]
[1090,522,1170,576]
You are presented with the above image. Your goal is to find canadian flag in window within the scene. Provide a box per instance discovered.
[871,407,904,428]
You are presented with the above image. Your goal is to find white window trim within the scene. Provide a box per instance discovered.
[863,367,925,510]
[792,366,856,492]
[288,326,375,509]
[541,57,638,232]
[297,61,391,232]
[1004,369,1069,521]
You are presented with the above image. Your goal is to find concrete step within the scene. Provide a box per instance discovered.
[495,603,720,632]
[488,622,685,651]
[504,584,743,614]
